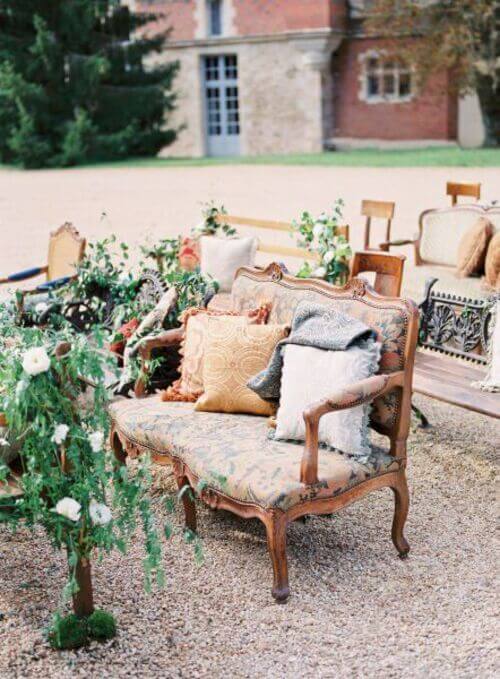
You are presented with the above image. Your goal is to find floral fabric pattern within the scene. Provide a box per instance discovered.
[110,397,401,511]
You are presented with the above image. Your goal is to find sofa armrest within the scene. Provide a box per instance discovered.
[300,371,404,485]
[134,327,184,398]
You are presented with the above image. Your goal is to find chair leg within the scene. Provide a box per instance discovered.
[411,402,430,429]
[264,513,290,603]
[391,473,410,558]
[176,475,197,534]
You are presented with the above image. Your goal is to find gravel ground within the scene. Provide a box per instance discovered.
[0,394,497,678]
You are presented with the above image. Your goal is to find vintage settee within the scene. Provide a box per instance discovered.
[109,263,419,602]
[383,204,500,300]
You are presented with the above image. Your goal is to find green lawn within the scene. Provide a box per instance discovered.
[81,146,500,169]
[1,146,499,170]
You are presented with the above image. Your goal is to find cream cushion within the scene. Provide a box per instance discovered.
[200,236,258,292]
[275,343,381,457]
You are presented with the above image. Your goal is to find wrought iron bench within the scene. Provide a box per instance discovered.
[413,279,499,422]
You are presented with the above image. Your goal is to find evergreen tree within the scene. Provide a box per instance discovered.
[0,1,179,168]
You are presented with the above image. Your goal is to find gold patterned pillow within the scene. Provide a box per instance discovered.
[162,305,270,402]
[195,318,289,416]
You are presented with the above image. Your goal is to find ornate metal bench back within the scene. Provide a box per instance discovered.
[419,278,497,364]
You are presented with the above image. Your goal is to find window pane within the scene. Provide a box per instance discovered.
[367,74,379,96]
[383,73,395,95]
[399,72,411,96]
[367,57,378,70]
[209,0,222,37]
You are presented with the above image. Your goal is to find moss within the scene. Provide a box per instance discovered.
[49,614,88,650]
[87,610,117,641]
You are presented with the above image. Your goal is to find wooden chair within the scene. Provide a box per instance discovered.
[361,200,395,251]
[0,222,86,291]
[350,251,406,297]
[446,182,481,206]
[214,214,349,262]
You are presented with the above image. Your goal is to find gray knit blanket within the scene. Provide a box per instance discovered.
[247,301,377,403]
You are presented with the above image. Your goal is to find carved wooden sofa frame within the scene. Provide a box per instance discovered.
[110,264,419,602]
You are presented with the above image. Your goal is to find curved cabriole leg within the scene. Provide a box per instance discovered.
[391,473,410,558]
[176,475,197,534]
[264,512,290,603]
[111,429,127,465]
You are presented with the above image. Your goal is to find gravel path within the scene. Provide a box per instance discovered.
[0,394,497,678]
[0,165,499,279]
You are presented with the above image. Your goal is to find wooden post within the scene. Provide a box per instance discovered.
[72,556,95,617]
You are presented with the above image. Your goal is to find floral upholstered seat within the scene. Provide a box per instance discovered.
[109,396,401,511]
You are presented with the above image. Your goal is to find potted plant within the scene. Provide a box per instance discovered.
[0,321,176,648]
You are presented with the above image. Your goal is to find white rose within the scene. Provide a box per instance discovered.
[35,302,48,315]
[323,250,335,265]
[312,266,327,279]
[88,430,104,453]
[22,347,51,376]
[52,424,69,445]
[54,497,81,522]
[313,223,324,239]
[89,499,112,526]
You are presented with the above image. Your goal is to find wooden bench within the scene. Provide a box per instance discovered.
[413,279,499,422]
[215,214,347,262]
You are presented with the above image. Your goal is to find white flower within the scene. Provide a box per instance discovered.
[52,424,69,445]
[312,266,327,279]
[35,302,48,315]
[313,222,325,239]
[54,497,81,522]
[88,430,104,453]
[89,499,112,526]
[22,347,51,376]
[323,250,335,265]
[0,437,9,447]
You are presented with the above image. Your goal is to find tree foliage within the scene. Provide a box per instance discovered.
[364,0,500,145]
[0,1,179,167]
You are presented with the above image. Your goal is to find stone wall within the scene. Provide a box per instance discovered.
[159,35,334,157]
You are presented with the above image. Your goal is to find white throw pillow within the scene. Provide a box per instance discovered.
[275,343,381,457]
[200,236,258,292]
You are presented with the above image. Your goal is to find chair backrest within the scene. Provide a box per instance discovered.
[446,181,481,206]
[230,263,419,443]
[350,251,406,297]
[47,223,86,280]
[361,200,395,250]
[215,214,349,264]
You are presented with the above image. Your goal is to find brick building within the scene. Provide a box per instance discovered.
[138,0,484,156]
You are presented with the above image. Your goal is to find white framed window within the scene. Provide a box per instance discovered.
[207,0,223,37]
[359,51,413,103]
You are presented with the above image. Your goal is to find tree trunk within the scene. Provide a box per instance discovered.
[72,556,95,618]
[476,74,500,147]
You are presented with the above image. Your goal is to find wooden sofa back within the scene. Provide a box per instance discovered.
[215,214,349,264]
[415,205,500,267]
[230,263,419,443]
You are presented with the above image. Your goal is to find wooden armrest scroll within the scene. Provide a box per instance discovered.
[300,371,405,485]
[134,327,184,398]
